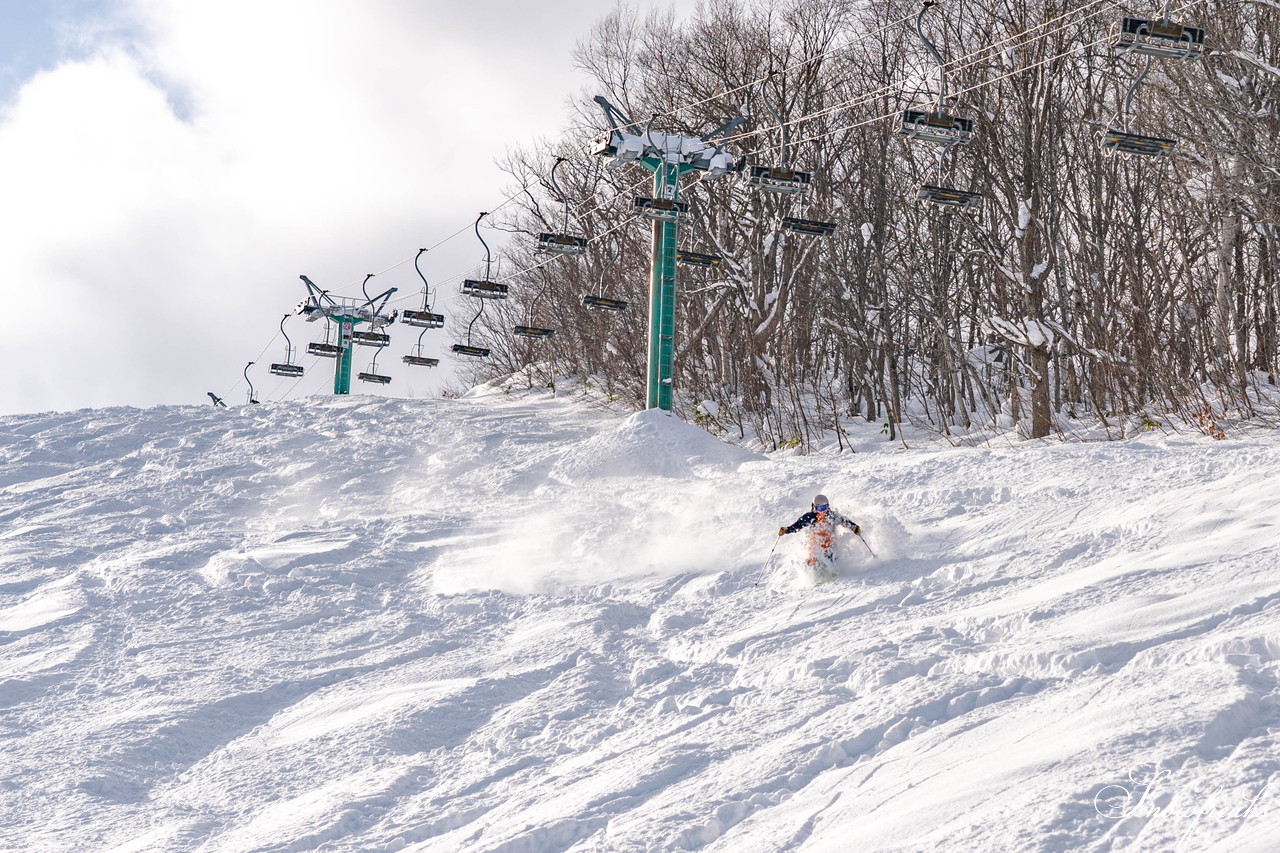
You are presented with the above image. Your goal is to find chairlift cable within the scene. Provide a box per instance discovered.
[382,170,657,309]
[605,0,1101,160]
[262,0,1132,358]
[641,8,923,129]
[409,205,642,311]
[219,329,286,401]
[716,0,1130,153]
[814,0,1127,139]
[312,163,655,319]
[779,19,1180,155]
[733,1,1190,167]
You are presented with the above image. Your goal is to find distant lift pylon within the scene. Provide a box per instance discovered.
[296,273,397,394]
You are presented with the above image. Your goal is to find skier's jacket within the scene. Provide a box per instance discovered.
[783,508,858,559]
[782,508,859,536]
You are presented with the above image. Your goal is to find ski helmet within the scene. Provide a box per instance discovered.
[812,494,829,509]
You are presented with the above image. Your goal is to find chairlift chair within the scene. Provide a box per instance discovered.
[900,109,976,148]
[452,213,504,358]
[403,314,440,367]
[747,75,814,195]
[462,279,510,299]
[461,213,510,299]
[357,349,391,386]
[582,295,629,311]
[537,233,589,255]
[1100,30,1184,159]
[513,277,557,340]
[900,4,978,151]
[1100,129,1177,157]
[917,184,984,211]
[781,216,838,236]
[268,314,306,377]
[514,325,556,339]
[634,197,689,223]
[269,363,305,378]
[583,245,629,311]
[747,165,812,196]
[351,330,391,347]
[676,250,722,268]
[403,353,440,367]
[402,249,446,327]
[901,2,983,207]
[350,273,394,347]
[305,304,343,357]
[402,309,446,327]
[1116,15,1206,60]
[244,362,260,404]
[535,157,590,256]
[308,341,343,358]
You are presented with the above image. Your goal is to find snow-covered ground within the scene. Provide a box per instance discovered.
[2,389,1279,852]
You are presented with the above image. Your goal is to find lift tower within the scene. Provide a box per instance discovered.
[592,97,743,411]
[296,275,397,395]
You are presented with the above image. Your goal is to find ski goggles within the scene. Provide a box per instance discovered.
[813,504,829,512]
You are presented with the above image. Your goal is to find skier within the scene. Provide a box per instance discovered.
[778,494,861,578]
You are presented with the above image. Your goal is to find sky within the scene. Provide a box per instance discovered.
[0,0,697,415]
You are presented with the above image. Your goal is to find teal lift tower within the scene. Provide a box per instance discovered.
[590,97,743,412]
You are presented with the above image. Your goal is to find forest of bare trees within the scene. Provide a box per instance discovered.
[458,0,1278,449]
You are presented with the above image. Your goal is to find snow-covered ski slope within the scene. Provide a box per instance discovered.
[3,389,1280,853]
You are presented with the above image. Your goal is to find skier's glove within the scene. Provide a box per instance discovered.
[777,527,787,537]
[853,525,861,535]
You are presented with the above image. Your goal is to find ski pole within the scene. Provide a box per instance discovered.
[755,536,782,586]
[857,533,877,559]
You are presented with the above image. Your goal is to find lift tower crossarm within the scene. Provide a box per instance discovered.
[593,95,640,135]
[700,116,746,144]
[359,286,399,324]
[297,274,340,316]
